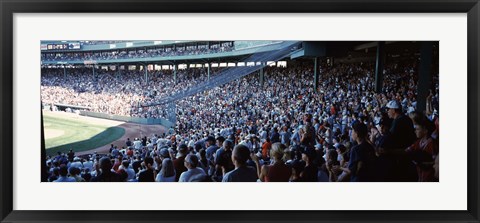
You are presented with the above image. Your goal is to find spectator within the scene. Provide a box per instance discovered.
[69,166,85,182]
[54,165,76,182]
[179,154,207,182]
[289,160,305,182]
[252,142,291,182]
[119,160,136,181]
[385,100,419,182]
[222,144,258,182]
[347,122,377,182]
[173,144,189,181]
[156,158,176,182]
[205,136,219,163]
[214,140,235,181]
[405,117,436,182]
[138,157,155,182]
[90,157,121,182]
[299,147,318,182]
[300,114,316,149]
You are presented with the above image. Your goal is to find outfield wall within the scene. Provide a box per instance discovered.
[79,111,174,128]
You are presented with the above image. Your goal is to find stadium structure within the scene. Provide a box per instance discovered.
[41,40,439,183]
[41,40,437,127]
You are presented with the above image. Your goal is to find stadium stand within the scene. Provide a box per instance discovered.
[42,41,439,182]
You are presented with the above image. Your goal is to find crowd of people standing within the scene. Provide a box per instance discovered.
[44,58,439,182]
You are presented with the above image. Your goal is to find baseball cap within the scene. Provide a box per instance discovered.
[386,100,401,109]
[159,148,170,158]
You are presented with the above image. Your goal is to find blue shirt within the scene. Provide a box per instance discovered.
[179,167,207,182]
[222,166,258,182]
[348,141,376,182]
[54,176,76,182]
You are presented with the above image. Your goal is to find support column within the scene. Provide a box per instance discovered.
[375,41,385,93]
[63,66,67,79]
[314,57,319,93]
[207,62,210,81]
[116,64,120,80]
[173,64,177,84]
[92,65,95,79]
[145,64,148,84]
[417,41,433,113]
[260,63,264,87]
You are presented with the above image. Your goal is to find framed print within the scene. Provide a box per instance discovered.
[1,0,479,222]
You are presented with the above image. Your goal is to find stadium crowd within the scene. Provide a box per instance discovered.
[41,42,234,62]
[43,59,440,182]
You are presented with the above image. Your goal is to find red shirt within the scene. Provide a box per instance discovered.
[265,162,292,182]
[408,137,435,182]
[262,142,272,159]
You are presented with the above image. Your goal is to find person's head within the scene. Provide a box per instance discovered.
[414,118,435,139]
[335,143,347,155]
[326,149,338,164]
[270,142,285,161]
[159,148,170,159]
[68,166,80,176]
[184,154,199,169]
[216,136,225,148]
[58,164,69,177]
[301,147,316,164]
[99,157,112,172]
[386,100,402,119]
[143,157,154,169]
[178,144,188,157]
[161,158,175,178]
[122,160,130,168]
[378,117,392,134]
[223,140,234,151]
[194,143,203,153]
[283,148,292,162]
[303,113,312,123]
[198,148,207,160]
[231,144,251,167]
[206,136,215,147]
[352,122,368,142]
[291,160,305,177]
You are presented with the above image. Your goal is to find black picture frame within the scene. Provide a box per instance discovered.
[1,0,479,222]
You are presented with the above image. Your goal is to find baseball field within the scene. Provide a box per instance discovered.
[42,111,166,156]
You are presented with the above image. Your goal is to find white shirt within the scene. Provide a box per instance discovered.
[70,161,83,169]
[123,167,136,181]
[133,140,142,149]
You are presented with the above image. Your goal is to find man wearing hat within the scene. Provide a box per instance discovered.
[386,100,416,149]
[386,100,418,182]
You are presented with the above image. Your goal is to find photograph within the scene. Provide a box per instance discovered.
[40,40,440,183]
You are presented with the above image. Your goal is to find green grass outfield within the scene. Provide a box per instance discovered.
[43,113,125,156]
